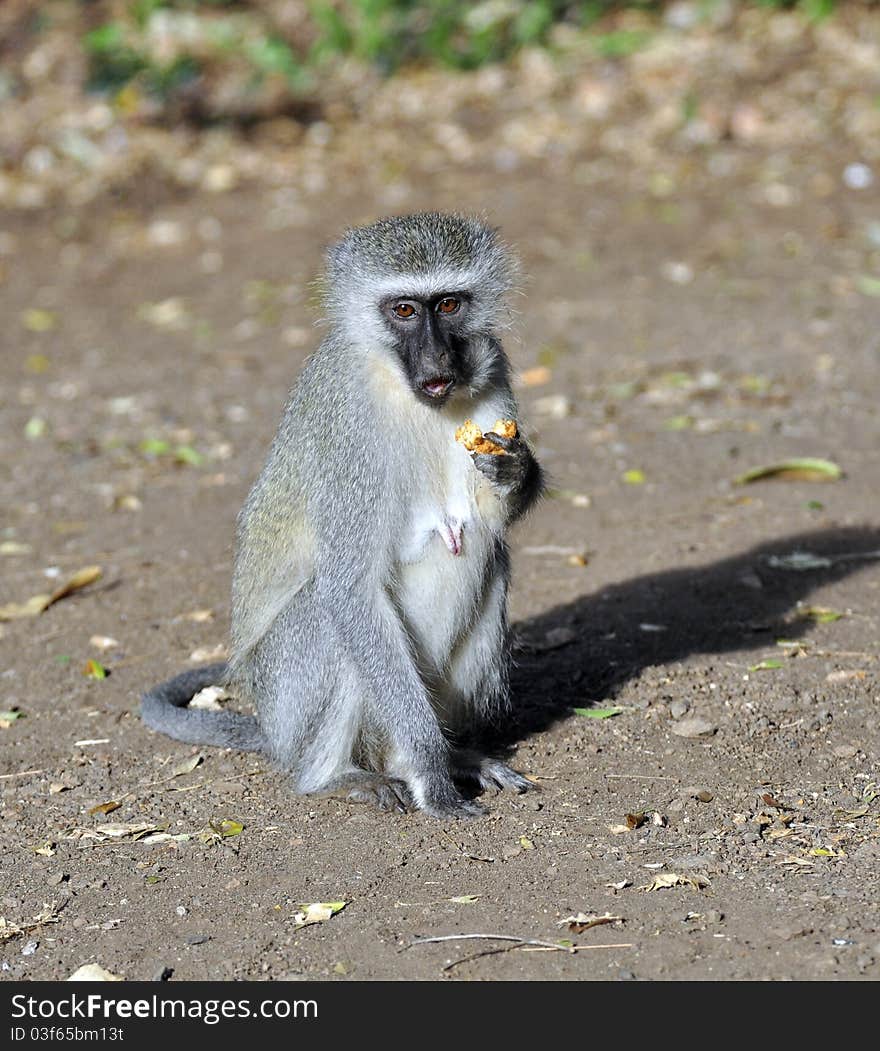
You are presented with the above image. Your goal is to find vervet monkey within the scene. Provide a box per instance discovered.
[142,213,544,817]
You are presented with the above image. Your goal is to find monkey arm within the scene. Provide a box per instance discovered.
[472,432,545,524]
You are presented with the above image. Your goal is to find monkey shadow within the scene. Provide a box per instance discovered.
[487,525,880,751]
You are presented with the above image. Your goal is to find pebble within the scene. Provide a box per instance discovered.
[683,787,714,803]
[671,853,713,870]
[186,934,210,946]
[21,940,38,956]
[532,394,571,419]
[833,745,858,759]
[843,162,873,190]
[669,700,690,719]
[671,717,717,738]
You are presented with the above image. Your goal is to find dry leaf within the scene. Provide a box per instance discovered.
[171,754,204,777]
[68,964,123,982]
[0,541,32,556]
[605,879,632,890]
[0,565,102,621]
[89,635,119,651]
[826,670,867,684]
[61,822,164,842]
[625,812,647,830]
[519,366,552,387]
[189,644,227,662]
[87,801,121,816]
[293,901,347,928]
[641,873,710,891]
[559,912,624,933]
[608,824,631,835]
[0,902,63,943]
[191,686,229,710]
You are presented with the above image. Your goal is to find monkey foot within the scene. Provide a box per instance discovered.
[420,792,486,820]
[452,752,536,795]
[345,775,412,813]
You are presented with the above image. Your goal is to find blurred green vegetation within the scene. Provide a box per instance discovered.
[42,2,845,116]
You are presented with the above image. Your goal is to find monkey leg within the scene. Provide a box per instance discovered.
[441,572,533,795]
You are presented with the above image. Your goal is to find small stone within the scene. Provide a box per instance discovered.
[21,940,38,956]
[671,853,713,870]
[669,700,690,719]
[843,163,873,190]
[833,745,858,759]
[532,394,571,419]
[152,965,174,982]
[202,164,237,193]
[661,260,693,285]
[186,934,210,946]
[46,871,67,886]
[671,718,717,739]
[147,219,184,247]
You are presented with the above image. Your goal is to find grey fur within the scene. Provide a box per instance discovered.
[140,212,543,818]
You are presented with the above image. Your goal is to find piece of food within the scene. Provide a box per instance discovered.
[454,418,517,456]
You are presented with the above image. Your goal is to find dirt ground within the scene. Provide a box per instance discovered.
[2,132,879,982]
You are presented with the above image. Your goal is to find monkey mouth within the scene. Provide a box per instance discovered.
[419,376,455,399]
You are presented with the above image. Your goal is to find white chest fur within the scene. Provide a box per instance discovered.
[383,380,510,670]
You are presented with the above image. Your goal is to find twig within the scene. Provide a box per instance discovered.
[408,933,633,972]
[440,829,494,863]
[606,773,676,782]
[409,933,576,952]
[0,768,45,781]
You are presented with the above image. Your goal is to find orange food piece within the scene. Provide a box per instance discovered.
[454,418,517,456]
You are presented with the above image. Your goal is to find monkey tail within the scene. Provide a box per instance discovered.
[140,662,266,753]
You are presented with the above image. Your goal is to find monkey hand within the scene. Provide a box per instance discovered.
[472,430,534,495]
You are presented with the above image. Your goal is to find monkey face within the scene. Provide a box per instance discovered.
[380,292,474,405]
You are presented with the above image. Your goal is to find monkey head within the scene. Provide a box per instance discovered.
[322,213,518,403]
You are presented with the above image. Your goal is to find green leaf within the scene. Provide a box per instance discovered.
[856,274,880,298]
[664,415,694,431]
[173,445,205,467]
[139,437,170,457]
[749,659,784,671]
[83,659,107,680]
[800,606,843,623]
[215,819,243,838]
[22,308,57,333]
[622,469,646,485]
[573,706,622,719]
[0,710,24,723]
[24,417,47,440]
[734,458,842,484]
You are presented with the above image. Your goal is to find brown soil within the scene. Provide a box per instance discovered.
[1,145,879,981]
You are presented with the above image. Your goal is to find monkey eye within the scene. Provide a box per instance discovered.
[393,302,417,319]
[436,297,460,315]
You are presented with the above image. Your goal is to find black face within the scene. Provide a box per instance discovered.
[380,292,472,405]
